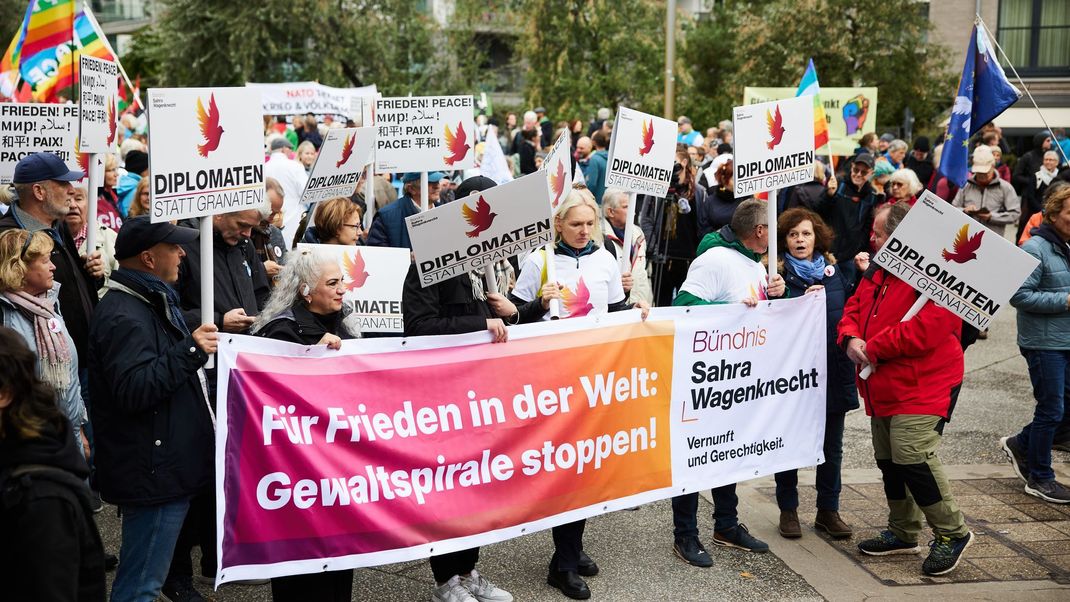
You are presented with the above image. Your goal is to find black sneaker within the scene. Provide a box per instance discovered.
[857,530,921,556]
[160,579,206,602]
[673,536,713,567]
[1025,477,1070,504]
[90,490,103,514]
[922,531,974,576]
[711,523,769,553]
[1000,436,1029,483]
[1054,440,1070,453]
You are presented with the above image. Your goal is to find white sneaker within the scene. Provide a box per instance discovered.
[431,575,477,602]
[460,570,513,602]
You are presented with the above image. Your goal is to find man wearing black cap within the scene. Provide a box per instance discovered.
[88,217,218,602]
[367,171,443,250]
[905,137,934,190]
[818,152,884,282]
[0,152,104,378]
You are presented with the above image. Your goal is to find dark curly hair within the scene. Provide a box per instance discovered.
[0,326,63,440]
[777,207,836,258]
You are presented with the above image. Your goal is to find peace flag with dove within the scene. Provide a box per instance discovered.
[938,22,1020,188]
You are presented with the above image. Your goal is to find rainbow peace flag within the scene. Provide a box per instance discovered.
[1,0,117,102]
[794,58,829,152]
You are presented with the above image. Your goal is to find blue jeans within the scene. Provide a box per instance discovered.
[672,483,739,537]
[774,412,847,511]
[1016,348,1070,482]
[110,498,190,602]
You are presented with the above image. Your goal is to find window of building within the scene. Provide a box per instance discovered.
[998,0,1070,75]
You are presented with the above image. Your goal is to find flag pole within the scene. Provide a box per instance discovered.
[977,16,1070,167]
[82,2,142,110]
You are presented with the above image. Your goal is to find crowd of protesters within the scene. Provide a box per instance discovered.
[3,102,1070,602]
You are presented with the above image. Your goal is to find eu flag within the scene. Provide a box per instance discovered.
[939,23,1021,188]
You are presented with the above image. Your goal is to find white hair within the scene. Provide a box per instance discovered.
[523,111,538,124]
[888,168,923,195]
[601,187,628,212]
[251,249,332,334]
[888,139,908,153]
[119,138,145,160]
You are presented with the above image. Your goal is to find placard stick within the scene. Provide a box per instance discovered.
[201,216,215,369]
[483,263,498,297]
[545,242,561,319]
[363,164,375,230]
[621,192,638,278]
[766,189,778,279]
[859,296,927,379]
[420,172,429,212]
[85,154,99,254]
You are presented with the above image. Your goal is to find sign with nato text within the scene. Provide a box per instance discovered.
[733,95,815,198]
[301,127,375,205]
[374,95,476,173]
[605,107,676,197]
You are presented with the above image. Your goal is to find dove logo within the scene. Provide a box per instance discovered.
[941,224,983,264]
[561,277,594,318]
[549,159,567,208]
[336,132,355,168]
[342,249,370,290]
[195,93,224,158]
[462,195,497,238]
[638,119,655,156]
[766,104,785,150]
[106,97,117,146]
[443,122,471,166]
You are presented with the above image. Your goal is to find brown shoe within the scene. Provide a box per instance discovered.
[815,510,853,539]
[779,510,802,538]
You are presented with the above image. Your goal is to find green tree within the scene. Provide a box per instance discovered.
[0,0,26,52]
[676,5,742,130]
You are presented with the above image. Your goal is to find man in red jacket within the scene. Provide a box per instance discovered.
[838,201,973,576]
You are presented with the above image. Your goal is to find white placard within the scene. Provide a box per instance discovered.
[296,244,410,333]
[374,96,476,173]
[732,95,815,198]
[0,104,80,185]
[77,55,118,154]
[148,87,266,223]
[604,106,677,198]
[301,127,375,205]
[247,81,376,122]
[407,171,553,287]
[872,191,1040,330]
[544,130,573,210]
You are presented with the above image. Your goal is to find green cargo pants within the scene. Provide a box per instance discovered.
[871,414,969,542]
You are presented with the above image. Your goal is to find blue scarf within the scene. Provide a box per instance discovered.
[116,268,191,336]
[784,253,827,285]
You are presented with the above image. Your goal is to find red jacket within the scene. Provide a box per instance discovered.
[837,268,963,419]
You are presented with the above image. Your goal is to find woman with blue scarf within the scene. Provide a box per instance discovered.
[773,208,860,541]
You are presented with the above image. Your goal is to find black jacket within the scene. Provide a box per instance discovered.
[0,421,106,602]
[814,180,881,270]
[177,230,270,330]
[785,181,828,212]
[257,303,354,345]
[904,154,935,189]
[1013,132,1051,195]
[403,263,492,337]
[0,204,100,360]
[88,269,214,506]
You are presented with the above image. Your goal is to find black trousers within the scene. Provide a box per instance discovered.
[430,547,480,583]
[550,519,586,572]
[271,570,354,602]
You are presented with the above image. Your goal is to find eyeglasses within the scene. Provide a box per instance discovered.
[851,166,871,175]
[889,181,905,188]
[343,223,362,230]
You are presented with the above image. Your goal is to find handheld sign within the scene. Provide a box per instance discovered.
[247,81,376,121]
[604,107,676,198]
[0,104,80,185]
[732,95,815,199]
[872,191,1040,331]
[407,171,554,287]
[300,127,375,205]
[374,95,476,173]
[77,55,118,154]
[544,130,573,211]
[297,244,410,333]
[147,87,266,223]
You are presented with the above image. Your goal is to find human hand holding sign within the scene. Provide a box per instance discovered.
[83,251,104,279]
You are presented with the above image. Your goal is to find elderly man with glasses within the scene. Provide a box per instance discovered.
[815,152,884,282]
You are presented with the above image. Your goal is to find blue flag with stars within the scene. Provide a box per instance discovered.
[939,23,1021,188]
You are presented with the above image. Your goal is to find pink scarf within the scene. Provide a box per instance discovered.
[2,290,72,391]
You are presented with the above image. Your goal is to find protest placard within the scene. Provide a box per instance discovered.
[744,87,878,157]
[147,87,265,223]
[374,95,476,173]
[300,127,375,205]
[296,244,410,333]
[0,104,81,185]
[871,191,1039,331]
[544,130,573,211]
[604,107,677,198]
[733,95,815,198]
[77,55,118,154]
[214,293,826,583]
[406,171,553,287]
[247,81,377,123]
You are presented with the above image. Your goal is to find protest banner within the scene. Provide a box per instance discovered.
[247,81,377,123]
[871,191,1039,331]
[296,244,410,333]
[147,87,265,223]
[77,55,117,154]
[300,126,375,205]
[733,95,815,199]
[544,130,573,212]
[744,87,878,157]
[214,293,826,584]
[407,171,553,287]
[0,103,80,185]
[374,95,476,173]
[604,106,676,199]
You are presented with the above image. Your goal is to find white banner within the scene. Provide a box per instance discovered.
[872,191,1040,330]
[605,106,677,198]
[407,171,553,287]
[147,87,266,223]
[246,81,376,123]
[301,127,375,205]
[212,295,825,583]
[77,55,118,154]
[296,243,410,333]
[0,104,81,185]
[733,95,815,198]
[374,95,476,173]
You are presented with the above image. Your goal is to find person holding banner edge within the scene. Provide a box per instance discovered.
[838,201,974,576]
[670,199,785,566]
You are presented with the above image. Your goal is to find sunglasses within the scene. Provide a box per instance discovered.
[851,166,872,174]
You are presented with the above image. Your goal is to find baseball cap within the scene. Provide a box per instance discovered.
[124,150,148,176]
[971,145,995,173]
[853,153,875,168]
[455,176,497,201]
[879,133,895,143]
[402,172,443,184]
[12,152,84,184]
[270,137,293,151]
[115,216,199,260]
